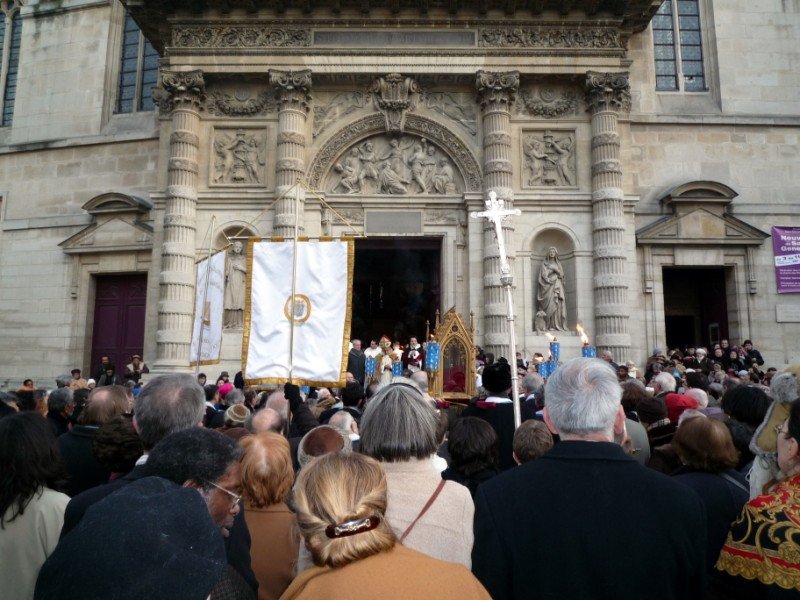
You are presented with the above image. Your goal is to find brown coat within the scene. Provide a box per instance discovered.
[279,545,490,600]
[243,502,300,600]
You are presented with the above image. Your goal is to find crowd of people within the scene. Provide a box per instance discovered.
[1,336,799,599]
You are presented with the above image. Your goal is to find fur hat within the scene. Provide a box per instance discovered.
[482,362,512,394]
[224,404,249,427]
[35,477,226,599]
[635,397,668,425]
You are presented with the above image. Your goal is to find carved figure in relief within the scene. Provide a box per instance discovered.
[379,138,412,174]
[213,130,264,184]
[433,159,456,194]
[224,241,247,329]
[524,132,576,187]
[407,141,429,193]
[378,161,409,195]
[536,247,568,332]
[358,142,380,189]
[423,92,478,136]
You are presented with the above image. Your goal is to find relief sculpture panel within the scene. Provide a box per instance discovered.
[211,129,266,185]
[328,135,462,195]
[522,130,577,188]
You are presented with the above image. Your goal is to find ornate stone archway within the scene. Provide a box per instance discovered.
[306,113,483,193]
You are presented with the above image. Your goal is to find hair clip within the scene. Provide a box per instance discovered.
[325,515,380,539]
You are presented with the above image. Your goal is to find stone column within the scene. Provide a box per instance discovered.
[585,71,632,362]
[269,70,312,237]
[152,69,205,369]
[476,71,519,359]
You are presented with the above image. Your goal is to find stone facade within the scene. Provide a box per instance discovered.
[0,0,799,388]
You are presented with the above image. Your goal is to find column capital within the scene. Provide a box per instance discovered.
[152,69,206,112]
[476,70,519,111]
[585,71,631,114]
[269,69,312,112]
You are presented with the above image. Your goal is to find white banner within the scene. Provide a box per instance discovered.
[190,250,226,366]
[244,239,353,385]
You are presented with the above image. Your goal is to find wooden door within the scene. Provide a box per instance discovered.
[90,274,147,377]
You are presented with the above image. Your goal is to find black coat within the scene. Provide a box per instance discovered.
[461,401,535,471]
[672,467,749,573]
[58,425,110,497]
[346,349,366,384]
[472,441,708,600]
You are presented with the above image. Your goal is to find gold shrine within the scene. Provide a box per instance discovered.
[428,308,476,404]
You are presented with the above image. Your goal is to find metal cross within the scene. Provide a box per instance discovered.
[470,191,521,281]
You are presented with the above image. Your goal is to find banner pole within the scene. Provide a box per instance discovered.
[195,216,217,377]
[287,183,300,382]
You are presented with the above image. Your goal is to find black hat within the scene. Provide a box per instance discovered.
[35,477,226,600]
[482,362,512,394]
[70,368,81,375]
[635,397,668,425]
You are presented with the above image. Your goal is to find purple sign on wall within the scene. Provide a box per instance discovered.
[772,226,800,293]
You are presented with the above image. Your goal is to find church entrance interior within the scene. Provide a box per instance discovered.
[663,267,729,351]
[352,238,441,346]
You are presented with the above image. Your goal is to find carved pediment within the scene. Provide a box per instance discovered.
[61,193,154,254]
[636,208,769,246]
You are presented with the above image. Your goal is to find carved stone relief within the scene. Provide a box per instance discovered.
[313,92,370,138]
[206,86,277,117]
[172,26,311,48]
[478,28,623,50]
[522,131,577,188]
[212,129,266,185]
[371,73,419,133]
[328,135,462,195]
[425,210,459,224]
[420,92,477,136]
[308,113,482,192]
[517,87,579,119]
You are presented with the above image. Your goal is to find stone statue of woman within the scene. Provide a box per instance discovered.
[536,246,568,331]
[223,240,247,329]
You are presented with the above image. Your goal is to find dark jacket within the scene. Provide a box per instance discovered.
[441,466,499,499]
[472,441,708,600]
[462,400,535,471]
[58,425,110,497]
[346,349,366,385]
[61,462,258,595]
[672,466,749,573]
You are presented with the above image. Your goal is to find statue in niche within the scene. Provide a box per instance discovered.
[523,132,576,187]
[536,247,568,332]
[213,130,264,184]
[223,241,247,329]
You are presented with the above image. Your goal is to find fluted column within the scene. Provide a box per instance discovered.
[585,71,632,362]
[153,70,205,368]
[476,71,519,359]
[269,70,312,237]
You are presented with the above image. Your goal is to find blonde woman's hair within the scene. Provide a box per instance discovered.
[292,452,396,568]
[239,432,294,507]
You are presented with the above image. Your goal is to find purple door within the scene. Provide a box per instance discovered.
[90,274,147,378]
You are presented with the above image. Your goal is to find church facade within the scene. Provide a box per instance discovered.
[0,0,798,387]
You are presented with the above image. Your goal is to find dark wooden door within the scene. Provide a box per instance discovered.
[90,274,147,378]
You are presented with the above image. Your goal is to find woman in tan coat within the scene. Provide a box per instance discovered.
[240,432,299,600]
[280,453,489,600]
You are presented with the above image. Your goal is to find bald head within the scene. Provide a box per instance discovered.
[409,371,429,394]
[246,408,284,434]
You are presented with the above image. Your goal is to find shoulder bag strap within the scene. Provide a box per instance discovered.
[720,472,749,494]
[400,479,447,543]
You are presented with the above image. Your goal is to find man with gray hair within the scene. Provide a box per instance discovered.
[46,387,74,437]
[473,357,707,599]
[62,373,206,535]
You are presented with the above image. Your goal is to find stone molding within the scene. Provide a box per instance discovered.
[518,87,579,119]
[476,71,519,111]
[206,89,277,117]
[172,25,311,48]
[269,69,313,112]
[479,27,622,49]
[585,71,631,114]
[307,113,482,192]
[152,70,206,113]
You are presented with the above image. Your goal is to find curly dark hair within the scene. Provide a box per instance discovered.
[92,415,144,475]
[0,412,67,528]
[447,417,498,477]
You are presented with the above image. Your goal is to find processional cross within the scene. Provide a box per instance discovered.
[470,191,523,428]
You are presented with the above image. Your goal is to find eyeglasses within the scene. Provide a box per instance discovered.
[775,424,787,437]
[204,479,241,509]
